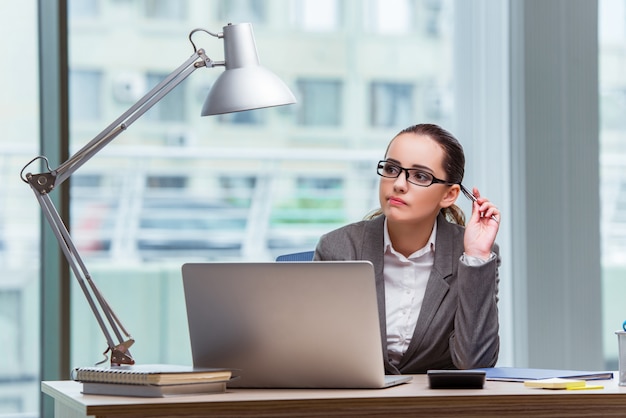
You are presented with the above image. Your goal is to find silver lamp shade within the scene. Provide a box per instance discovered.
[201,23,296,116]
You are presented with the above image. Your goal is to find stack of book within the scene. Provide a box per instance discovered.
[71,364,233,397]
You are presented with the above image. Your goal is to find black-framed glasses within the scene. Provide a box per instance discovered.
[377,160,452,187]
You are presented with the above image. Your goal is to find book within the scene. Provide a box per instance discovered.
[71,364,232,386]
[81,381,227,397]
[472,367,614,382]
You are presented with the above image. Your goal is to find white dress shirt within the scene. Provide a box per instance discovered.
[383,219,437,365]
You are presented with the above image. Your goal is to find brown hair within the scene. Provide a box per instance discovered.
[367,123,466,225]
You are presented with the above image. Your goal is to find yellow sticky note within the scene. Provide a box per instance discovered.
[524,378,586,389]
[567,384,604,390]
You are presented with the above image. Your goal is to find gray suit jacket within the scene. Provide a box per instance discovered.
[314,213,500,374]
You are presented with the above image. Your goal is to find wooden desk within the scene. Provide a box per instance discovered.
[43,375,626,418]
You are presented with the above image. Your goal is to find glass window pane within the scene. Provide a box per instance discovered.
[296,79,342,126]
[145,73,186,122]
[70,70,102,121]
[218,0,266,24]
[0,2,40,416]
[365,0,414,34]
[67,0,454,370]
[218,109,263,125]
[370,82,414,127]
[600,0,626,369]
[290,0,340,32]
[144,0,187,20]
[68,0,99,19]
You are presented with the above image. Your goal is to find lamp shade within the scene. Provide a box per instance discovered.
[201,23,296,116]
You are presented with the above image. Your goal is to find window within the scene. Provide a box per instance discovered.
[145,73,186,122]
[296,79,343,126]
[65,0,456,387]
[290,0,340,32]
[0,290,22,375]
[422,80,452,124]
[219,176,256,206]
[146,175,187,189]
[600,0,626,368]
[218,0,267,24]
[0,2,40,416]
[218,109,263,125]
[364,0,415,34]
[144,0,187,20]
[423,0,444,37]
[70,70,102,121]
[370,81,414,127]
[68,0,99,19]
[294,177,344,218]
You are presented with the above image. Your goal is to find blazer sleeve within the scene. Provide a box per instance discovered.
[449,245,500,369]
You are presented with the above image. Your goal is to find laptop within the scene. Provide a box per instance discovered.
[181,261,412,389]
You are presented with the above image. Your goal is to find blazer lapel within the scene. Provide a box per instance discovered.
[359,216,396,370]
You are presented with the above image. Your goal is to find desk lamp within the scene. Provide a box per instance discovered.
[20,23,296,366]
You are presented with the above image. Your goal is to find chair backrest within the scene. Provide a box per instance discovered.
[275,250,315,262]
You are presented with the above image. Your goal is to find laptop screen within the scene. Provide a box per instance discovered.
[182,261,401,388]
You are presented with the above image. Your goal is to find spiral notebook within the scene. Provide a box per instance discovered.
[182,261,413,389]
[71,364,232,385]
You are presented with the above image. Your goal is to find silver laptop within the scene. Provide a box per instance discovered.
[182,261,412,389]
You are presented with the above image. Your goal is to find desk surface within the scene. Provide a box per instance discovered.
[43,375,626,418]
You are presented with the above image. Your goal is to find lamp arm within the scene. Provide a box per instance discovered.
[55,49,212,187]
[36,190,135,365]
[21,47,216,366]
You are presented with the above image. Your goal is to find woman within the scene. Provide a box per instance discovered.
[314,123,500,374]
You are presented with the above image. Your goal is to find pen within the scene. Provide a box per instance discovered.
[460,185,499,223]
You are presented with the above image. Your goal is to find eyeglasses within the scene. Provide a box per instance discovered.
[377,160,498,220]
[377,160,452,187]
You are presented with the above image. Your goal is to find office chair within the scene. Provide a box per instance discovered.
[275,250,315,262]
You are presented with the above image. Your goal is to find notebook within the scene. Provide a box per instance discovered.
[474,367,614,382]
[181,261,412,389]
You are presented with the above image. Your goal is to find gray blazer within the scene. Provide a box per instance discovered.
[314,213,500,374]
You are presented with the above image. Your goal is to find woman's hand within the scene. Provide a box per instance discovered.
[463,187,500,260]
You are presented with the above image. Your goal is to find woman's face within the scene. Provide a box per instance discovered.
[378,132,457,225]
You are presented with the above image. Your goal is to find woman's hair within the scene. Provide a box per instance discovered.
[367,123,467,225]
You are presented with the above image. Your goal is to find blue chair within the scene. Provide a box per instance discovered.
[275,250,315,262]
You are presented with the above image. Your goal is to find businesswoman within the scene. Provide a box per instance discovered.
[314,123,500,374]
